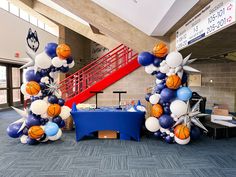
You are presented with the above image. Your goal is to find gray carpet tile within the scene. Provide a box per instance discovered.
[1,109,236,177]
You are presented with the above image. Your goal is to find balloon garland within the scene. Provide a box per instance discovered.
[139,42,208,145]
[7,43,74,145]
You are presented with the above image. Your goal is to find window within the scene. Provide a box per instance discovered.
[20,9,29,21]
[0,65,7,106]
[29,15,38,26]
[9,3,19,16]
[0,0,9,11]
[38,20,45,29]
[45,24,59,36]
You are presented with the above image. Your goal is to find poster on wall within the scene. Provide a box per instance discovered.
[176,0,236,50]
[26,28,40,52]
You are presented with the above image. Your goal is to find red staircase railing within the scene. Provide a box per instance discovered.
[59,44,138,102]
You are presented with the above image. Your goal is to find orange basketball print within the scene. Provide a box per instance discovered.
[25,81,40,95]
[28,126,44,139]
[174,124,190,140]
[47,104,61,117]
[56,44,71,59]
[152,104,163,118]
[166,75,181,89]
[153,42,168,58]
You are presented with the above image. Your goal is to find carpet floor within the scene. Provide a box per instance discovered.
[0,109,236,177]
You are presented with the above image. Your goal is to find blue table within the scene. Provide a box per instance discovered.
[71,109,145,141]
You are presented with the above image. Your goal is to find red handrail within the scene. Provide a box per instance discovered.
[59,44,138,101]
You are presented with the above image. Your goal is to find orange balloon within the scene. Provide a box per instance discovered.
[174,124,190,140]
[56,44,71,59]
[47,104,61,117]
[25,81,40,96]
[153,42,168,58]
[166,75,181,89]
[28,126,44,139]
[152,104,163,118]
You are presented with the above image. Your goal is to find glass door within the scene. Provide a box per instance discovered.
[12,67,23,106]
[0,65,8,108]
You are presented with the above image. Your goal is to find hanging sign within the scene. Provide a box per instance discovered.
[176,0,235,51]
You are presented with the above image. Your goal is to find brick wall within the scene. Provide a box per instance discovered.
[190,61,236,112]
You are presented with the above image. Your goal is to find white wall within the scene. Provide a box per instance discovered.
[0,9,57,64]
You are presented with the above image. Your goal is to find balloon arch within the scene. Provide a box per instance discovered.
[138,43,208,145]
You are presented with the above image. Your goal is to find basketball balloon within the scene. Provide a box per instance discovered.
[174,124,190,140]
[166,75,181,89]
[25,81,40,96]
[153,42,168,58]
[28,126,44,139]
[47,104,61,117]
[152,104,163,118]
[56,44,71,59]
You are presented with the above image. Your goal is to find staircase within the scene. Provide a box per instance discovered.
[59,44,140,107]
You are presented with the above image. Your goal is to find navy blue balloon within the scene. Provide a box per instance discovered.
[59,120,65,128]
[157,83,166,91]
[159,114,174,129]
[153,58,162,67]
[26,114,41,127]
[153,131,161,138]
[22,127,29,135]
[39,134,47,142]
[190,126,202,140]
[45,42,58,58]
[60,66,69,73]
[164,106,171,114]
[145,93,152,102]
[58,98,65,106]
[182,72,188,84]
[52,116,62,125]
[30,96,40,102]
[50,66,57,72]
[165,135,173,144]
[66,57,73,64]
[160,88,176,102]
[138,52,154,66]
[25,70,41,82]
[156,71,166,80]
[40,69,49,77]
[48,95,58,104]
[26,137,39,145]
[161,132,167,138]
[7,122,23,138]
[39,82,46,90]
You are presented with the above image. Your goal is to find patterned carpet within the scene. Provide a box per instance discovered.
[0,109,236,177]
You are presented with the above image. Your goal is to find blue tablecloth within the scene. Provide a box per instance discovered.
[71,109,145,141]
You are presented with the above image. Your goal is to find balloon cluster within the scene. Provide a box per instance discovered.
[138,42,206,145]
[7,43,73,145]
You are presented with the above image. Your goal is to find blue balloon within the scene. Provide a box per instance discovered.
[58,98,65,106]
[177,87,192,101]
[153,130,161,138]
[145,93,152,102]
[39,69,49,77]
[45,43,58,58]
[44,122,59,136]
[157,83,166,91]
[39,82,46,90]
[182,72,188,84]
[156,71,166,80]
[160,88,176,102]
[52,116,62,125]
[66,57,73,64]
[190,126,202,140]
[48,95,58,104]
[159,114,174,129]
[164,106,171,114]
[165,135,173,143]
[26,114,41,127]
[60,66,69,73]
[22,127,29,135]
[26,137,39,145]
[138,52,154,66]
[59,120,65,128]
[25,70,41,82]
[153,58,162,67]
[7,122,23,138]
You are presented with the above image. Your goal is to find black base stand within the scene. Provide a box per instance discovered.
[90,91,103,109]
[113,91,127,109]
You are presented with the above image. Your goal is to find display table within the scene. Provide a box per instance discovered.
[71,108,145,141]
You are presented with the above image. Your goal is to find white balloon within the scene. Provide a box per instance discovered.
[174,136,190,145]
[20,135,28,144]
[35,51,52,69]
[40,76,49,84]
[69,60,75,68]
[48,129,62,141]
[59,106,71,120]
[170,100,188,117]
[30,100,48,115]
[145,64,154,74]
[156,79,162,85]
[136,105,147,112]
[63,63,68,67]
[149,94,160,104]
[52,57,63,68]
[20,83,28,96]
[159,64,170,73]
[145,117,160,132]
[166,51,183,68]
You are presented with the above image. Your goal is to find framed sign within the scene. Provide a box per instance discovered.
[188,73,202,87]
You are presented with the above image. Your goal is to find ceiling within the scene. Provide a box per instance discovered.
[92,0,199,36]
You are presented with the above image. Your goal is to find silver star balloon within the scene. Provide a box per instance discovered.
[20,49,38,73]
[173,99,208,132]
[11,106,29,133]
[46,81,60,94]
[175,53,200,79]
